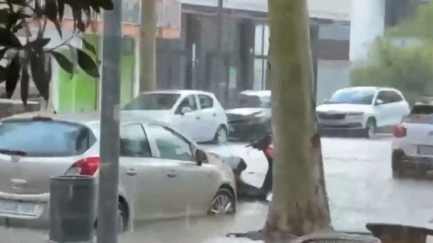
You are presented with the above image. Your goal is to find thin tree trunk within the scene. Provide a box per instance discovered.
[139,0,157,92]
[264,0,332,241]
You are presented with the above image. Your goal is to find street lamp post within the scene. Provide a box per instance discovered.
[97,0,123,242]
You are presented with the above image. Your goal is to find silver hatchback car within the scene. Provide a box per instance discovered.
[0,112,236,230]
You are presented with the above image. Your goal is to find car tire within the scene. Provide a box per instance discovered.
[364,118,376,139]
[213,126,228,145]
[208,187,236,215]
[117,200,128,233]
[392,151,404,178]
[94,200,128,234]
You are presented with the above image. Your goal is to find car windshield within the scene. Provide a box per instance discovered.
[122,93,181,110]
[326,89,375,105]
[0,120,95,157]
[238,94,271,108]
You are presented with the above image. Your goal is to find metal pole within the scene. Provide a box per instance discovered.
[216,0,223,51]
[97,0,122,242]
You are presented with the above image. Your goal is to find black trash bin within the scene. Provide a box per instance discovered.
[50,175,96,243]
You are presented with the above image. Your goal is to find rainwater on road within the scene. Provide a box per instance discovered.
[3,137,433,243]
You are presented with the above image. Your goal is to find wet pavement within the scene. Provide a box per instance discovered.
[3,137,433,243]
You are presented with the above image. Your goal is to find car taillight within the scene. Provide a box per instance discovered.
[393,125,407,138]
[65,157,100,176]
[264,144,274,158]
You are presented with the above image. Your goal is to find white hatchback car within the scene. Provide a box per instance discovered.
[391,104,433,177]
[0,112,236,230]
[123,90,229,144]
[317,87,410,138]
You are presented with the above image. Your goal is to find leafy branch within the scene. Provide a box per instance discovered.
[0,0,113,106]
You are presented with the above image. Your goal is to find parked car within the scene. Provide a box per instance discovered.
[226,90,272,141]
[122,90,228,144]
[391,104,433,178]
[316,86,410,138]
[0,112,236,230]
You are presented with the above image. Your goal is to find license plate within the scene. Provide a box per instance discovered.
[418,145,433,155]
[0,201,36,215]
[228,126,234,132]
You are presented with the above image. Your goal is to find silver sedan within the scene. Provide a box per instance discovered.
[0,111,236,231]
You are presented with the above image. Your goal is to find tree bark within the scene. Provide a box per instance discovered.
[139,0,157,92]
[264,0,332,240]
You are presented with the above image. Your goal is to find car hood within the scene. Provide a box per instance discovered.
[316,104,373,114]
[226,108,267,116]
[120,110,172,122]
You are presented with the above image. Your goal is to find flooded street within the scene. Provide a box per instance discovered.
[3,137,433,242]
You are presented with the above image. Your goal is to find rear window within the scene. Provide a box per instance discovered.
[0,120,96,157]
[410,105,433,115]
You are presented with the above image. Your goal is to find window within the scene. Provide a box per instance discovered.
[389,91,403,102]
[198,94,214,109]
[122,93,181,110]
[120,124,151,158]
[377,91,401,104]
[147,124,194,162]
[0,120,96,157]
[327,88,376,105]
[176,95,197,114]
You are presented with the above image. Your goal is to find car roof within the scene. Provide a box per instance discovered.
[1,111,167,128]
[240,90,271,97]
[139,89,215,96]
[338,86,400,92]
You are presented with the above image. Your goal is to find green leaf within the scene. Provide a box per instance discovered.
[77,48,99,78]
[0,48,9,60]
[20,67,29,106]
[0,66,6,83]
[0,9,10,25]
[45,0,62,38]
[0,27,22,48]
[30,52,50,101]
[100,0,114,10]
[58,1,65,21]
[24,38,50,50]
[82,38,97,55]
[5,55,21,98]
[51,51,73,74]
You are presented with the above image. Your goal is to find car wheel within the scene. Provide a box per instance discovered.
[364,118,376,139]
[117,201,128,233]
[392,151,404,178]
[208,188,236,215]
[94,201,128,233]
[213,126,227,144]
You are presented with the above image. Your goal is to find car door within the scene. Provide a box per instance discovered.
[173,94,202,141]
[389,90,410,124]
[118,123,170,220]
[198,94,219,141]
[374,90,394,127]
[146,123,217,217]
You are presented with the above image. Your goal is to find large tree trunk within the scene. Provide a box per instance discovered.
[264,0,332,240]
[139,0,157,92]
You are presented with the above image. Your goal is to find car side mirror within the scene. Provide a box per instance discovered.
[375,99,384,106]
[181,106,192,115]
[195,149,207,166]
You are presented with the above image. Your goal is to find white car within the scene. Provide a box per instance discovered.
[391,104,433,177]
[316,87,410,138]
[0,112,236,230]
[123,90,228,144]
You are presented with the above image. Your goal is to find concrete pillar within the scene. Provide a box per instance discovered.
[349,0,386,62]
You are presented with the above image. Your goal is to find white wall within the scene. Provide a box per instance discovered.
[316,60,351,104]
[349,0,385,62]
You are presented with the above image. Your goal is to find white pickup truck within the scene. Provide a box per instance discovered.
[391,104,433,178]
